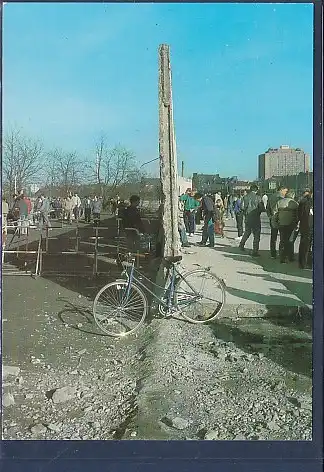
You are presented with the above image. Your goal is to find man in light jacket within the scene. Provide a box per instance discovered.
[71,193,82,221]
[272,189,298,263]
[92,196,102,226]
[267,185,288,258]
[40,194,51,229]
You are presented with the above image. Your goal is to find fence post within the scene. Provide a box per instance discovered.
[93,227,99,276]
[75,225,80,252]
[45,226,49,253]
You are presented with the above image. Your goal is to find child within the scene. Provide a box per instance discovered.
[214,199,225,238]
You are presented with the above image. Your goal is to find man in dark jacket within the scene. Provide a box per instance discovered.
[83,196,92,223]
[267,185,288,258]
[122,195,145,234]
[239,184,265,257]
[194,193,216,246]
[233,194,244,240]
[298,188,313,269]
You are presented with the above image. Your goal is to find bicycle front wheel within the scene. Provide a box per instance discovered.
[93,281,148,337]
[175,269,226,323]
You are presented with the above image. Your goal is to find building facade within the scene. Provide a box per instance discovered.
[192,174,247,196]
[258,145,310,180]
[258,171,313,197]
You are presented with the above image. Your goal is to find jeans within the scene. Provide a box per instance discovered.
[201,211,214,244]
[73,207,80,221]
[227,206,234,218]
[184,211,195,234]
[235,213,244,237]
[270,221,279,257]
[84,208,91,222]
[195,207,202,225]
[207,224,215,246]
[93,212,100,226]
[179,222,188,245]
[278,224,295,262]
[299,230,313,268]
[239,220,261,253]
[40,212,51,228]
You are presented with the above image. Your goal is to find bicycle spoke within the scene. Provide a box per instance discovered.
[175,269,225,323]
[93,281,147,337]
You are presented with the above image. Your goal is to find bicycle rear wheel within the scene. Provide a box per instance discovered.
[93,280,148,337]
[175,269,226,323]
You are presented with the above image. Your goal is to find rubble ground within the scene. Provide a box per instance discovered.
[2,217,312,440]
[2,271,312,440]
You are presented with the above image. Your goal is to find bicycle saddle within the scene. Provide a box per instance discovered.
[164,255,182,263]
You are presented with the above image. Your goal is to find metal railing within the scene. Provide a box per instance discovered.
[2,219,155,278]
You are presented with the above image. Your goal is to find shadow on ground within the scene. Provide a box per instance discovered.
[211,315,312,378]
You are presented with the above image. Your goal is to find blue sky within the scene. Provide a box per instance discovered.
[3,2,313,180]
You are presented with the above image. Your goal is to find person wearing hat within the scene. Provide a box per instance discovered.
[298,188,313,269]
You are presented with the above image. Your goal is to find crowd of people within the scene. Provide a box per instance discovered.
[1,191,105,233]
[178,185,313,270]
[2,185,313,272]
[1,190,147,239]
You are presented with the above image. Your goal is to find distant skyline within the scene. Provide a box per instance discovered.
[3,2,313,180]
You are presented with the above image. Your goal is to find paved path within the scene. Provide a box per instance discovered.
[180,216,312,315]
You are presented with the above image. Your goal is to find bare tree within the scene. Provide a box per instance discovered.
[87,136,143,197]
[46,149,84,195]
[2,129,44,194]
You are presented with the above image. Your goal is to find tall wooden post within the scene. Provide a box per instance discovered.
[158,44,181,259]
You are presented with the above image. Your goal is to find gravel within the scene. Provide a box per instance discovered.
[2,268,312,441]
[51,386,77,404]
[3,366,21,380]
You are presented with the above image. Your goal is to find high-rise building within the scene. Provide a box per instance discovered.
[258,145,310,180]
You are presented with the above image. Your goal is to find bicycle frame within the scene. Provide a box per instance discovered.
[119,258,201,312]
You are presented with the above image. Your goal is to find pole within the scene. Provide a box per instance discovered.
[181,161,184,178]
[158,44,181,259]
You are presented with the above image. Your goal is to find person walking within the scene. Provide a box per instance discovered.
[71,193,82,222]
[267,186,288,258]
[195,192,216,246]
[39,194,52,229]
[33,196,42,225]
[223,195,229,219]
[17,194,29,235]
[83,196,92,223]
[272,190,298,263]
[92,196,102,227]
[207,216,216,247]
[239,184,265,257]
[213,199,225,239]
[298,188,313,270]
[233,194,244,241]
[63,196,73,224]
[227,194,235,219]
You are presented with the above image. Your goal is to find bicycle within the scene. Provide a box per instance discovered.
[92,253,226,337]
